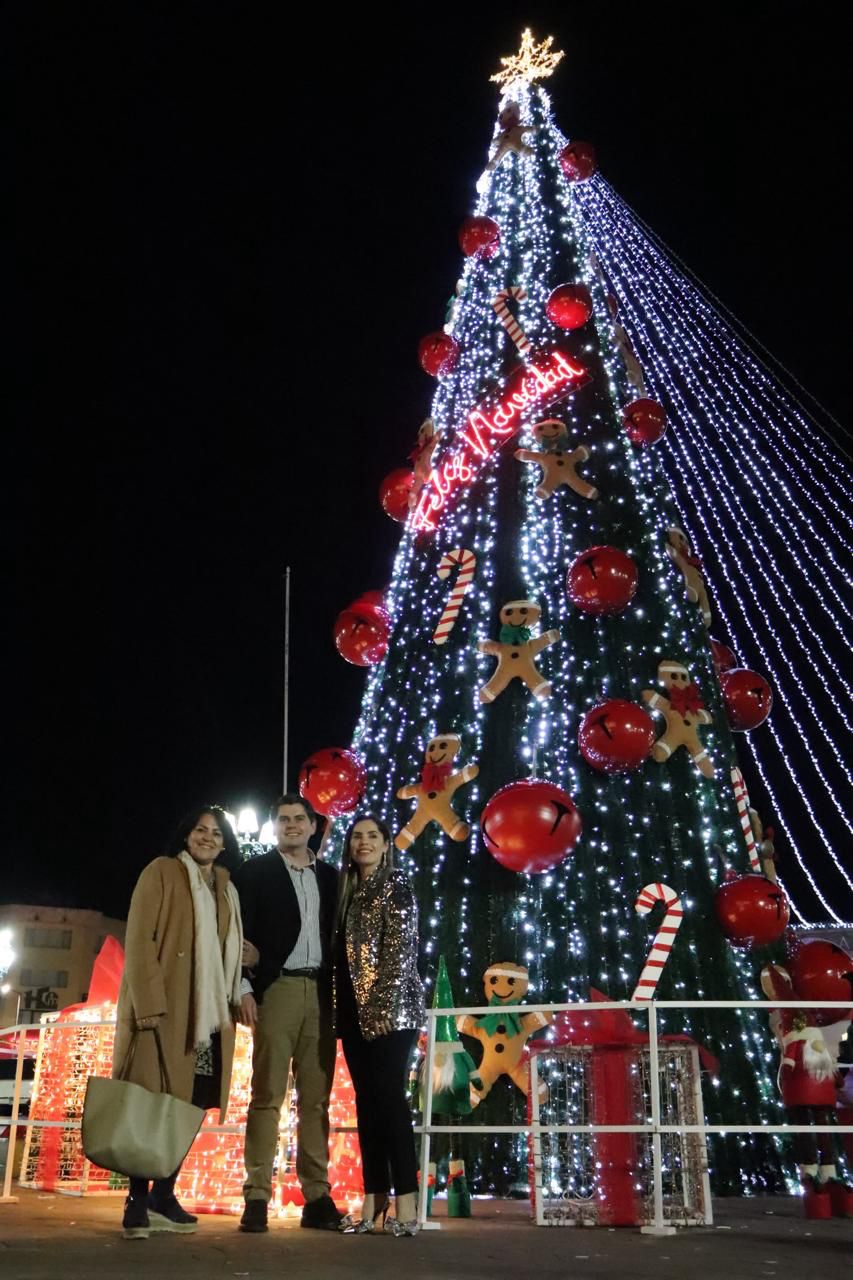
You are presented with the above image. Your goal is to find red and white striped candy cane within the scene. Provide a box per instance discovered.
[492,287,532,356]
[731,766,761,873]
[433,547,477,645]
[630,883,683,1002]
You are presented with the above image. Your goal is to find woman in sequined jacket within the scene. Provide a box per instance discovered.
[334,813,425,1237]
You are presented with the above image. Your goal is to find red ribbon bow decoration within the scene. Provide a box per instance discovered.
[668,682,704,716]
[421,762,453,791]
[685,552,704,572]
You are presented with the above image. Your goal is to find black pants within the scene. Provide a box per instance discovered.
[787,1105,838,1166]
[341,1028,418,1196]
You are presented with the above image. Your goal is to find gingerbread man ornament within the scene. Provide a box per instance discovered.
[667,527,712,627]
[642,660,715,777]
[456,963,551,1106]
[486,102,535,172]
[478,600,560,704]
[408,417,440,511]
[514,419,598,501]
[395,733,479,851]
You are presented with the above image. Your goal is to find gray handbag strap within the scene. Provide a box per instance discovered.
[118,1026,172,1094]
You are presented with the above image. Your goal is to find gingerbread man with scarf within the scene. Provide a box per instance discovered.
[642,659,715,777]
[395,733,479,851]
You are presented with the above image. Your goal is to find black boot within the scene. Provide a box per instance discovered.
[148,1170,198,1233]
[122,1195,150,1240]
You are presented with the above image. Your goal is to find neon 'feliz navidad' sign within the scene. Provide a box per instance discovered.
[411,348,591,532]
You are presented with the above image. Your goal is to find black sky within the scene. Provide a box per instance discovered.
[10,4,849,919]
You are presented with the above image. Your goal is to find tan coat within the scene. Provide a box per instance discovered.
[113,856,237,1122]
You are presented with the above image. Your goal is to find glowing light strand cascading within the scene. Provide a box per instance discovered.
[565,172,853,922]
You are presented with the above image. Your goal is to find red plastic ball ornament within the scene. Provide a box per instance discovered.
[714,873,790,948]
[566,546,639,616]
[623,399,667,447]
[719,668,773,731]
[481,779,582,874]
[559,140,597,182]
[545,284,593,331]
[459,215,501,260]
[333,603,390,667]
[790,940,853,1006]
[710,638,737,674]
[379,468,413,522]
[353,589,387,612]
[578,699,656,773]
[418,331,460,377]
[298,747,366,817]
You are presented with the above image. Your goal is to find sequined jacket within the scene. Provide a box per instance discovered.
[338,868,426,1040]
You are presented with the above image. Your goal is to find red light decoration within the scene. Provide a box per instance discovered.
[411,348,590,532]
[459,215,501,259]
[418,331,460,377]
[545,284,593,331]
[719,668,773,731]
[566,545,639,615]
[333,602,390,667]
[298,747,365,817]
[710,638,737,674]
[481,779,582,874]
[713,873,790,948]
[379,468,413,523]
[559,140,597,182]
[578,699,656,773]
[622,398,667,447]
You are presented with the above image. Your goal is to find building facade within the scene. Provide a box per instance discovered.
[0,905,126,1026]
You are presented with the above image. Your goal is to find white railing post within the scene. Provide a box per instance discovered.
[531,1051,545,1226]
[0,1025,26,1203]
[641,1002,675,1236]
[417,1010,440,1229]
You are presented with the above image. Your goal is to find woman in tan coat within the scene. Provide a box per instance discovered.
[113,805,244,1239]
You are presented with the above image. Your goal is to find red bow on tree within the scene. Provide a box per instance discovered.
[668,683,705,716]
[685,552,703,572]
[421,762,453,791]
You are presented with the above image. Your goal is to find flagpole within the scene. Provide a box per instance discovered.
[283,566,291,792]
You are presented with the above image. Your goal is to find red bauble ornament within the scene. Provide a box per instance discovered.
[418,331,460,377]
[333,603,390,667]
[566,546,639,616]
[710,638,737,674]
[623,398,667,447]
[459,215,501,259]
[481,779,582,874]
[545,283,593,331]
[353,589,387,612]
[559,140,597,182]
[719,668,773,731]
[790,940,853,1006]
[578,699,656,773]
[298,747,365,817]
[379,468,413,522]
[714,873,790,948]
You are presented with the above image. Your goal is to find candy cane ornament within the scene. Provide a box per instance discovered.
[492,287,532,357]
[630,883,683,1002]
[731,765,762,873]
[433,548,477,645]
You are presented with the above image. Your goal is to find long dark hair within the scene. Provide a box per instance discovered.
[335,812,393,936]
[165,805,242,875]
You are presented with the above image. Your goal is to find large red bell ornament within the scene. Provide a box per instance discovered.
[789,939,853,1006]
[459,215,501,259]
[545,283,593,331]
[719,668,773,731]
[566,546,639,616]
[714,873,790,948]
[333,603,390,667]
[481,779,582,874]
[578,699,656,773]
[710,638,737,674]
[418,331,460,377]
[298,747,366,817]
[559,140,597,182]
[379,468,413,522]
[623,399,667,447]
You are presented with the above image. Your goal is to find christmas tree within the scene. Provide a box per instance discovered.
[309,33,852,1196]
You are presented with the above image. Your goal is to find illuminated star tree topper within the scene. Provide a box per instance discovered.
[490,28,565,90]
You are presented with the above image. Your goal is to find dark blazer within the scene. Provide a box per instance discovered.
[232,851,339,1003]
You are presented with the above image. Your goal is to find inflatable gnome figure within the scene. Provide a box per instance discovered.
[761,947,853,1218]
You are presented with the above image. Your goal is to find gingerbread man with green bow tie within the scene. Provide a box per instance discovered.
[478,600,560,704]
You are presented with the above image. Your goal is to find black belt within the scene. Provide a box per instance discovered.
[281,967,321,979]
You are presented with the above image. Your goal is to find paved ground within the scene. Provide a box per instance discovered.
[0,1189,849,1279]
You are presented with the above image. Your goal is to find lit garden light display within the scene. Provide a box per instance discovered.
[319,28,853,1203]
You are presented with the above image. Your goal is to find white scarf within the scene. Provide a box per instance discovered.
[178,851,244,1050]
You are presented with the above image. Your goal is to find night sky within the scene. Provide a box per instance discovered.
[11,4,849,920]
